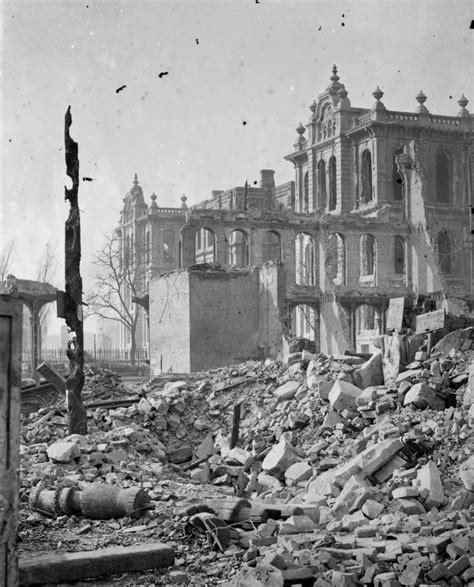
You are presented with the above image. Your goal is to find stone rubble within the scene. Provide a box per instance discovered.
[18,327,474,585]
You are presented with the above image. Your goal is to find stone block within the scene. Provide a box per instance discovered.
[279,514,317,535]
[225,447,250,466]
[403,382,445,410]
[362,499,385,519]
[274,380,300,402]
[332,475,373,516]
[321,410,344,430]
[417,461,445,508]
[328,380,363,412]
[262,440,300,476]
[257,472,283,493]
[459,455,474,491]
[285,461,312,485]
[46,442,81,463]
[352,352,384,390]
[391,487,419,499]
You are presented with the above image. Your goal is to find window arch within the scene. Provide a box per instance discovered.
[327,233,345,285]
[295,233,316,286]
[393,148,404,201]
[438,230,452,273]
[361,149,373,203]
[317,159,326,210]
[292,304,317,341]
[360,234,376,276]
[436,152,450,203]
[394,235,406,274]
[262,230,281,262]
[195,227,216,263]
[328,156,337,211]
[228,229,249,266]
[145,231,151,264]
[303,171,309,212]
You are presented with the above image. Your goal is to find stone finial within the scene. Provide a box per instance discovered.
[338,86,348,100]
[309,100,316,114]
[328,65,343,94]
[458,94,470,118]
[372,86,384,102]
[415,90,429,113]
[458,94,468,109]
[372,86,386,112]
[294,123,306,150]
[133,173,139,186]
[180,194,188,210]
[150,193,158,212]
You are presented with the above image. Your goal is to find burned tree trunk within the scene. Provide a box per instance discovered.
[64,106,87,434]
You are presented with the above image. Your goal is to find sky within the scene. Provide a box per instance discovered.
[1,0,472,334]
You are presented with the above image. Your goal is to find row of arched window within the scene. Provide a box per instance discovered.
[145,226,455,280]
[299,148,453,212]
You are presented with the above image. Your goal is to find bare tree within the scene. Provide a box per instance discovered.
[87,231,147,366]
[0,239,16,282]
[36,241,58,341]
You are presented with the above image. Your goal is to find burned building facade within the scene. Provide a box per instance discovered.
[117,67,473,371]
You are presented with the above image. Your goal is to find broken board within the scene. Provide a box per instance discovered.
[0,295,22,587]
[19,543,174,585]
[416,309,446,334]
[386,297,405,331]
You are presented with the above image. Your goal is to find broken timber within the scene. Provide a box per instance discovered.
[19,543,174,585]
[62,106,87,435]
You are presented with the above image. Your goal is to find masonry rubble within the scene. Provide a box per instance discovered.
[18,326,474,585]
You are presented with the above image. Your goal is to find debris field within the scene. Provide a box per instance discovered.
[18,326,474,585]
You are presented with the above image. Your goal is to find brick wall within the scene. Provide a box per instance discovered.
[189,270,260,371]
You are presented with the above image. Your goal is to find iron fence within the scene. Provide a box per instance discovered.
[22,347,149,370]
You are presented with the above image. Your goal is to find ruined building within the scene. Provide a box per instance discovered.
[116,67,473,372]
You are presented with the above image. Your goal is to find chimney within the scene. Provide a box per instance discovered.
[260,169,275,190]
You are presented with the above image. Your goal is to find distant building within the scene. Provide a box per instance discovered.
[117,66,473,369]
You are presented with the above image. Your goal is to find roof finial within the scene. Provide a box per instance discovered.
[415,90,429,113]
[331,64,339,83]
[180,194,188,210]
[133,173,139,186]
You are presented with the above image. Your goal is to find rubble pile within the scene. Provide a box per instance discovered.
[18,327,474,585]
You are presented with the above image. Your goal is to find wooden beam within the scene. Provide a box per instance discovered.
[36,362,67,393]
[63,106,87,434]
[0,295,23,587]
[19,543,174,585]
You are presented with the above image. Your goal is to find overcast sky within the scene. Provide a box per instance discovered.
[1,0,472,296]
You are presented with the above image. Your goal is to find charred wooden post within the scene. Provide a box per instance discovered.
[63,106,87,435]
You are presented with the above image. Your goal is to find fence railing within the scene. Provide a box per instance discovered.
[22,347,150,369]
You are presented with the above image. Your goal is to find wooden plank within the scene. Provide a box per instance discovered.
[416,309,446,334]
[0,295,23,587]
[386,297,405,331]
[36,361,67,392]
[19,543,174,585]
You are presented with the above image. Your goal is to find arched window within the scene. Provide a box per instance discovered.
[328,156,337,211]
[327,233,345,285]
[303,171,309,212]
[361,149,373,202]
[295,233,315,285]
[355,304,380,352]
[195,228,216,263]
[292,304,317,341]
[394,236,405,274]
[360,234,376,276]
[317,159,326,210]
[438,231,452,273]
[228,230,249,266]
[262,231,281,262]
[393,148,404,201]
[436,152,450,203]
[145,231,150,264]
